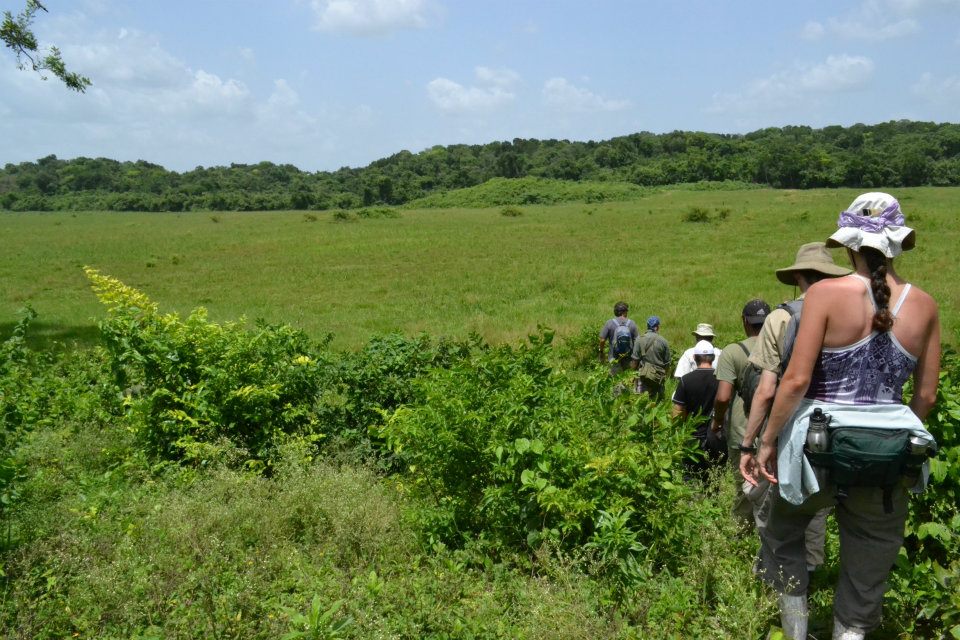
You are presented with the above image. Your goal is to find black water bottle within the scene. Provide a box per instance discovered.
[805,408,831,489]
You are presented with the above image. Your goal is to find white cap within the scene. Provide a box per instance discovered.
[693,340,715,356]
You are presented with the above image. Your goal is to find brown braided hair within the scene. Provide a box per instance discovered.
[862,247,894,332]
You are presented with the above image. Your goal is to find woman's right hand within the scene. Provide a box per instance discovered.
[757,441,779,484]
[739,452,759,486]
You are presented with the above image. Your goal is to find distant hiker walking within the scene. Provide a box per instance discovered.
[630,315,671,400]
[598,301,639,376]
[710,298,770,522]
[672,340,722,478]
[674,323,722,378]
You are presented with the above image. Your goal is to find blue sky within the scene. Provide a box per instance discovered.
[2,0,959,172]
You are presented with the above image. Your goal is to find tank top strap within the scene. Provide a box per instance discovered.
[848,274,877,311]
[891,283,912,318]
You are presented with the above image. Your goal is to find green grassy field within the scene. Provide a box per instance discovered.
[2,186,957,350]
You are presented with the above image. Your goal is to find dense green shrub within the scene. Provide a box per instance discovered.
[885,345,960,638]
[377,329,701,569]
[323,333,475,454]
[1,310,120,525]
[86,268,333,467]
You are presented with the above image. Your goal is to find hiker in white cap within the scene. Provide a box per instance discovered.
[672,339,723,478]
[744,193,941,640]
[673,322,723,378]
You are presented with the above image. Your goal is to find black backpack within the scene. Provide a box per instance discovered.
[612,319,634,360]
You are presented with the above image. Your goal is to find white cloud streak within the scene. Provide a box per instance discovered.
[708,55,874,114]
[309,0,431,35]
[542,77,629,113]
[912,71,960,104]
[799,0,960,41]
[426,66,519,114]
[0,25,340,169]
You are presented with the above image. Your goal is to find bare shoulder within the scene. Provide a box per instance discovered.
[905,283,939,315]
[804,276,859,303]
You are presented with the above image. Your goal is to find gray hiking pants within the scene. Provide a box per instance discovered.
[748,480,828,568]
[755,483,908,632]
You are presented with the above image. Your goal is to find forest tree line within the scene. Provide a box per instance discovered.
[2,119,959,212]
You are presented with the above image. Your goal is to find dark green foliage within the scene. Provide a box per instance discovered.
[320,333,475,455]
[500,206,523,217]
[4,121,960,213]
[683,206,711,223]
[884,345,960,638]
[376,329,700,568]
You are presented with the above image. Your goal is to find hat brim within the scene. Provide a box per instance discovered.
[744,314,767,324]
[825,227,916,258]
[775,261,851,285]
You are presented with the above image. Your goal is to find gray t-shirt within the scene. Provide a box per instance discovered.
[600,317,639,361]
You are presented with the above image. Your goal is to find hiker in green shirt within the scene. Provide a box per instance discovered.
[630,315,671,399]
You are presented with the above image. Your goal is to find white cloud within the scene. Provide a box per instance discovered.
[475,66,520,88]
[798,55,875,91]
[0,23,344,170]
[911,71,960,103]
[708,55,874,115]
[309,0,431,35]
[426,66,519,114]
[426,78,514,113]
[801,21,827,40]
[803,0,960,41]
[542,77,629,112]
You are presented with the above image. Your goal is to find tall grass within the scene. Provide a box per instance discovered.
[2,187,958,351]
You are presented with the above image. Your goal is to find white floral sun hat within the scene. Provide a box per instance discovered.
[826,192,916,258]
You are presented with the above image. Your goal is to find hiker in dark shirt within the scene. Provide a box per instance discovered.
[672,340,722,477]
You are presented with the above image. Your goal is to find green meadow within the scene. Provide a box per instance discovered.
[3,184,960,638]
[2,186,958,350]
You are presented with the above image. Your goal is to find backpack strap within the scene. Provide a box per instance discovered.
[736,341,750,358]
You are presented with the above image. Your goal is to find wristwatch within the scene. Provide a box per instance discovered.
[738,444,757,454]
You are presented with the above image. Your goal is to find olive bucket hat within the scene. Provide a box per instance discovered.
[775,241,851,286]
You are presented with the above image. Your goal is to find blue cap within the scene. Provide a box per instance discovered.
[647,315,661,329]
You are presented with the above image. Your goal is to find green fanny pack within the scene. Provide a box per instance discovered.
[806,427,932,513]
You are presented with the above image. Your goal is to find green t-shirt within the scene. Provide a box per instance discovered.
[715,335,758,448]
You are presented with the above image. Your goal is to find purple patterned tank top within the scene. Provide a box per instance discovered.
[805,276,916,405]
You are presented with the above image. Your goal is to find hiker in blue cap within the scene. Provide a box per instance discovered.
[630,315,671,400]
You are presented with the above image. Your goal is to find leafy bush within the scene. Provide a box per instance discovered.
[319,333,475,458]
[500,206,523,217]
[377,329,700,568]
[682,206,711,223]
[407,177,655,209]
[85,268,333,467]
[355,206,401,219]
[1,309,120,525]
[885,345,960,638]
